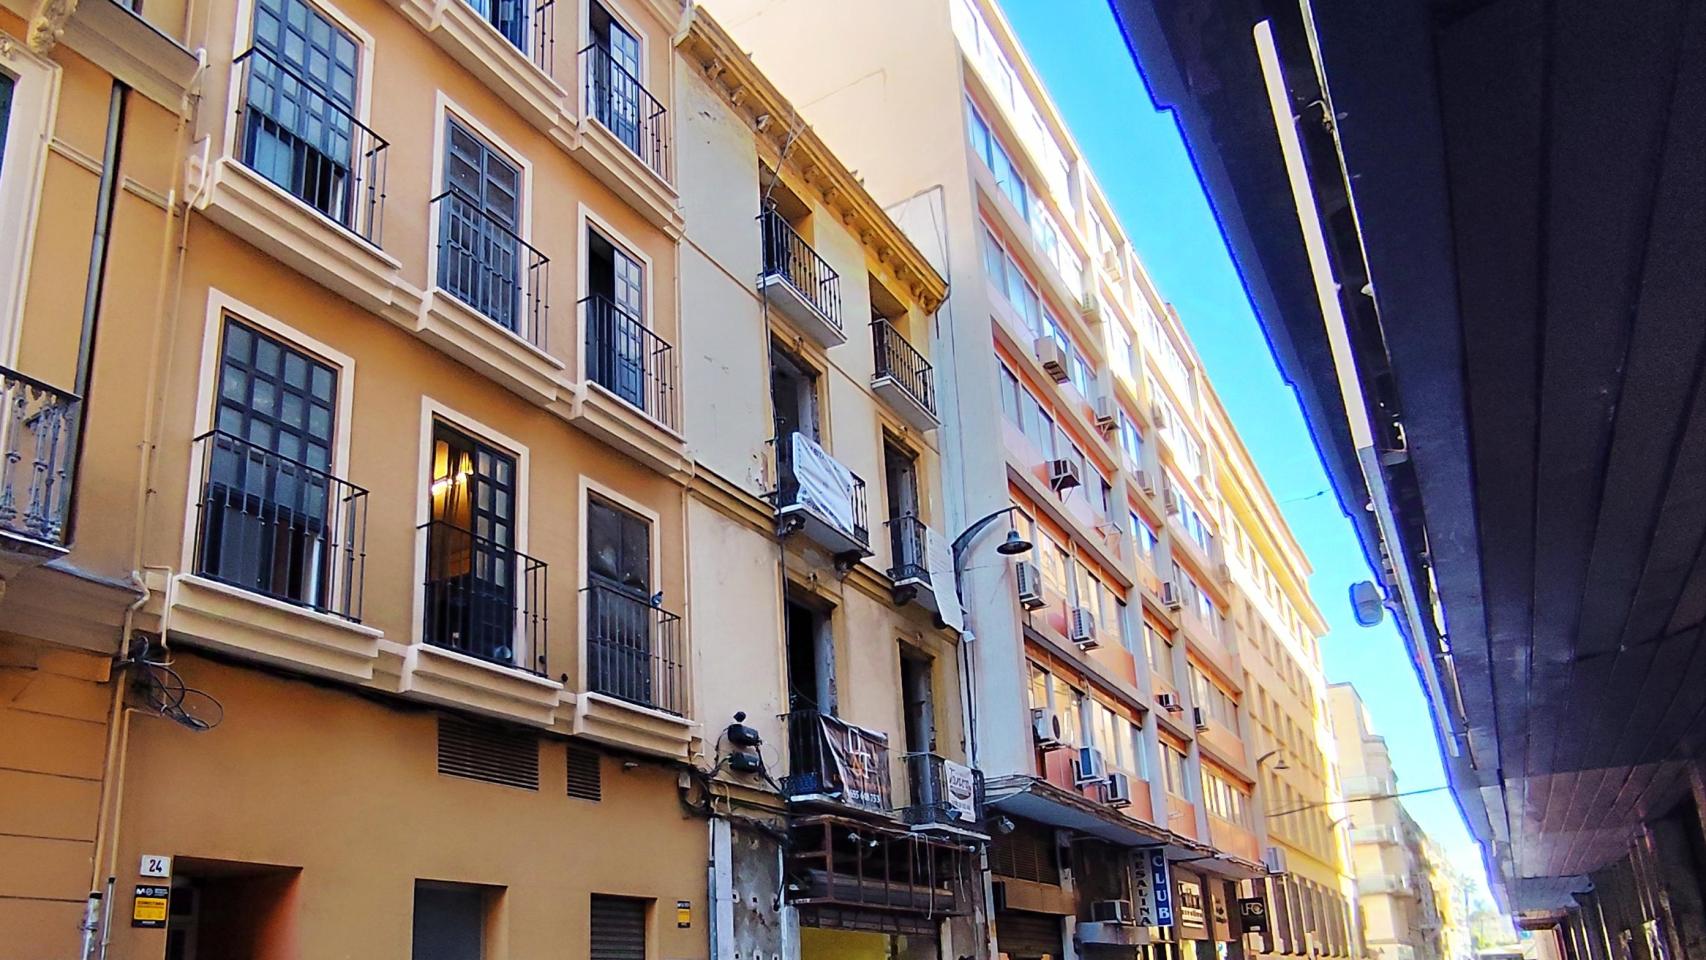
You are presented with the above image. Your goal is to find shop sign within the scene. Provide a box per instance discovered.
[1239,897,1270,933]
[1176,877,1207,929]
[132,885,169,928]
[1136,849,1174,927]
[942,759,978,822]
[812,713,892,813]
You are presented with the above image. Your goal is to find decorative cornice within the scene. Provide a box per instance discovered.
[677,8,948,314]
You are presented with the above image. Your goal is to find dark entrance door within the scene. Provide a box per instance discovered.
[424,422,520,667]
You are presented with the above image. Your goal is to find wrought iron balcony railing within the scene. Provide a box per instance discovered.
[871,318,936,419]
[582,580,685,716]
[0,367,78,548]
[899,752,984,829]
[192,432,368,621]
[580,43,670,181]
[581,295,678,430]
[234,47,388,246]
[782,709,892,815]
[433,189,550,349]
[761,209,841,331]
[886,513,928,583]
[420,520,548,674]
[465,0,555,75]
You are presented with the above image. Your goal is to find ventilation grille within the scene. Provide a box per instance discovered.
[589,894,648,960]
[567,744,603,801]
[437,716,539,790]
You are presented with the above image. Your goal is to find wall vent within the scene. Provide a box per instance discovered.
[437,716,539,790]
[566,744,603,801]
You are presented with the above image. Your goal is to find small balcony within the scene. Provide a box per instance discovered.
[580,43,670,182]
[420,520,548,674]
[0,367,79,570]
[581,295,678,430]
[760,210,844,347]
[786,814,977,924]
[466,0,555,75]
[773,432,871,562]
[899,752,984,832]
[433,189,550,349]
[582,580,686,716]
[870,319,938,431]
[782,709,893,815]
[191,432,368,622]
[233,47,389,246]
[885,514,947,614]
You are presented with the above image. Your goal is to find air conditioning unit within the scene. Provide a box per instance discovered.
[1102,247,1125,281]
[1069,606,1098,648]
[1160,580,1183,610]
[1015,560,1047,610]
[1149,402,1168,429]
[1091,898,1134,924]
[1032,708,1065,750]
[1048,458,1082,492]
[1134,469,1156,496]
[1193,707,1210,731]
[1264,845,1289,875]
[1103,771,1134,808]
[1074,746,1109,785]
[1078,293,1102,325]
[1164,488,1181,515]
[1156,692,1183,714]
[1094,393,1119,433]
[1035,337,1071,383]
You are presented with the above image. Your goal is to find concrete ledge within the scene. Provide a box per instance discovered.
[399,643,563,727]
[168,574,383,682]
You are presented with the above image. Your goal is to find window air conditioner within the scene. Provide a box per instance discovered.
[1134,469,1156,496]
[1094,394,1119,433]
[1103,771,1134,808]
[1015,560,1047,610]
[1102,247,1125,280]
[1091,899,1135,924]
[1031,707,1065,750]
[1069,606,1098,649]
[1150,402,1168,429]
[1074,746,1108,785]
[1264,845,1289,875]
[1048,458,1082,492]
[1156,692,1183,714]
[1035,337,1071,383]
[1164,488,1180,516]
[1193,707,1210,731]
[1160,580,1183,610]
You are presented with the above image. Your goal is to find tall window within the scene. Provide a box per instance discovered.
[589,2,643,154]
[585,229,648,409]
[468,0,532,54]
[585,495,656,706]
[197,320,341,610]
[440,119,523,329]
[423,422,522,666]
[0,72,14,171]
[243,0,359,222]
[1162,744,1190,799]
[965,99,1027,217]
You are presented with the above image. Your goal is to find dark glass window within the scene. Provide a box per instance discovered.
[423,422,522,666]
[0,72,14,172]
[585,496,655,705]
[439,120,523,330]
[243,0,359,221]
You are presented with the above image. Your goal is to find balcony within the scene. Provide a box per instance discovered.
[885,514,950,615]
[419,520,548,674]
[900,752,985,832]
[773,431,871,562]
[0,367,78,571]
[191,432,368,622]
[580,43,670,182]
[466,0,555,76]
[581,295,678,429]
[782,709,893,815]
[760,210,844,347]
[786,813,978,929]
[582,581,685,716]
[1359,875,1418,898]
[870,319,938,431]
[1351,824,1403,847]
[233,47,389,247]
[432,189,550,350]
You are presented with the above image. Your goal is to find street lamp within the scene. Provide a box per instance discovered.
[949,505,1032,771]
[1256,749,1291,772]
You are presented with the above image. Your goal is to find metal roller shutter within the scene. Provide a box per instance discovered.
[590,894,648,960]
[997,909,1063,960]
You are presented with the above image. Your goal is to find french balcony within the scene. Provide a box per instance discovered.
[580,43,670,182]
[760,209,844,347]
[233,47,389,247]
[899,752,985,832]
[885,514,947,614]
[782,709,893,816]
[465,0,555,76]
[432,188,551,350]
[773,431,871,562]
[0,367,79,573]
[870,319,938,431]
[419,519,548,675]
[191,432,368,622]
[582,581,686,716]
[581,295,678,430]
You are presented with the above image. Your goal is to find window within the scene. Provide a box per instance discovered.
[999,362,1022,426]
[1162,744,1190,798]
[584,229,650,411]
[589,894,649,960]
[412,881,489,960]
[0,71,13,169]
[439,120,524,330]
[1091,700,1127,772]
[770,346,819,441]
[585,495,657,706]
[1146,623,1174,687]
[1053,675,1083,747]
[1028,661,1051,713]
[885,441,925,578]
[424,421,524,667]
[588,2,645,155]
[197,320,340,610]
[1118,413,1144,469]
[243,0,360,223]
[965,99,1028,218]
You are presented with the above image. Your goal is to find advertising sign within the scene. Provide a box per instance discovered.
[132,885,169,928]
[1239,896,1271,933]
[1140,849,1174,927]
[790,433,857,539]
[1177,877,1207,930]
[942,758,978,822]
[814,713,892,813]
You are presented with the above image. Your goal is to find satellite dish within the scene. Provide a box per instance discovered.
[1350,580,1385,627]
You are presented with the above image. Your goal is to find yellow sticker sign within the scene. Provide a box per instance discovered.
[676,900,692,928]
[133,885,169,928]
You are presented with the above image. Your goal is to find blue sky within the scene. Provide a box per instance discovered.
[997,0,1490,896]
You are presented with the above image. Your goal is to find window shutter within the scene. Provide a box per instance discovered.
[567,744,602,801]
[437,716,539,790]
[589,895,648,960]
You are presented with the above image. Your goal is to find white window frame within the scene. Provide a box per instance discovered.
[0,37,58,364]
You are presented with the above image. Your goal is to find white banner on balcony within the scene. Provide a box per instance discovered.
[925,526,963,633]
[791,432,857,539]
[942,758,977,822]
